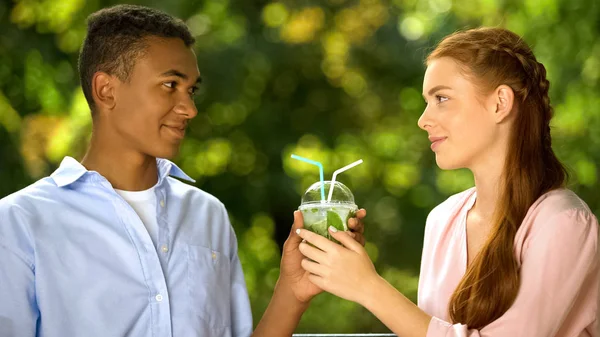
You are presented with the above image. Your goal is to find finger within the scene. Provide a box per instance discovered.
[308,273,326,290]
[356,208,366,219]
[296,228,337,253]
[353,233,366,246]
[348,211,365,234]
[346,231,362,246]
[347,218,364,234]
[298,242,327,263]
[301,258,325,276]
[328,226,363,252]
[354,218,365,235]
[347,217,357,231]
[283,211,304,250]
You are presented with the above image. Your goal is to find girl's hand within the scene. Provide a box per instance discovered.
[296,226,379,305]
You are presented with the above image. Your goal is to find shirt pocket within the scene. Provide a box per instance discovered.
[187,244,232,328]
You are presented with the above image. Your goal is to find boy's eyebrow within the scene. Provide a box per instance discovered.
[160,69,202,84]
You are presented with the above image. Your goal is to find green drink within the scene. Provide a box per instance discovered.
[298,181,357,243]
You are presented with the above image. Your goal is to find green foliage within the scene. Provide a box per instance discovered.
[1,0,599,332]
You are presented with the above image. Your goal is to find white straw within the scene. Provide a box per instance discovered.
[327,159,364,202]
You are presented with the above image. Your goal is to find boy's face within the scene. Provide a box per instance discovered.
[106,36,201,159]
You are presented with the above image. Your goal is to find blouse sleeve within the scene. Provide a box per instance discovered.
[426,208,599,337]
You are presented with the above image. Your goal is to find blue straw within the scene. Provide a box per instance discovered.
[290,154,325,201]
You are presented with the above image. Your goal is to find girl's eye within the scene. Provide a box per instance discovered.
[436,95,449,104]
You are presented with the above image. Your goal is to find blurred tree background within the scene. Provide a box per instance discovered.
[1,0,599,332]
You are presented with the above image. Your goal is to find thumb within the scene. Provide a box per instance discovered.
[328,226,362,252]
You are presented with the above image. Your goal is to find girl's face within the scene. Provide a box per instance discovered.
[419,57,509,171]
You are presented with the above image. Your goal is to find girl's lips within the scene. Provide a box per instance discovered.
[429,137,447,151]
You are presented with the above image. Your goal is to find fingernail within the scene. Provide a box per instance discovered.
[329,226,338,233]
[296,229,301,235]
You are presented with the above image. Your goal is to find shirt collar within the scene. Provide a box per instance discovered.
[50,156,195,187]
[156,158,195,184]
[50,157,88,187]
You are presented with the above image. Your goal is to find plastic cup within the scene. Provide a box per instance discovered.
[298,181,357,243]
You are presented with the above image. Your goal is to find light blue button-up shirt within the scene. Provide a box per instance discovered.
[0,157,252,337]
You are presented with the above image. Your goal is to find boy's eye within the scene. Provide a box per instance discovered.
[163,81,177,89]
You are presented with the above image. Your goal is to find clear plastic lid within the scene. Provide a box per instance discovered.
[300,181,356,206]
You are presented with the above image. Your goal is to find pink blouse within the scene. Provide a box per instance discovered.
[418,188,599,336]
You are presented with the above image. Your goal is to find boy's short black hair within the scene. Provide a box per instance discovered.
[78,4,195,111]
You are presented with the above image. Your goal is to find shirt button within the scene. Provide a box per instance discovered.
[211,252,217,260]
[160,200,165,208]
[155,294,163,302]
[161,245,169,253]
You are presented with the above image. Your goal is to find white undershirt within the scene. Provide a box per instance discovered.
[114,187,159,246]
